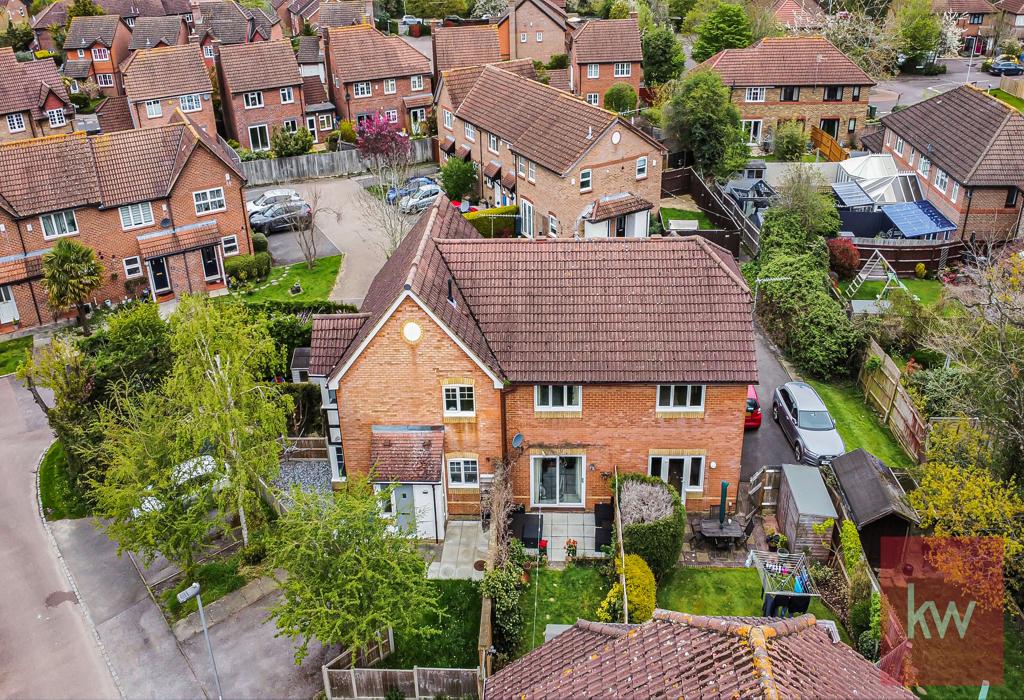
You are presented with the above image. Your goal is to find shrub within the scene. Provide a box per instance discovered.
[237,147,271,161]
[615,474,685,580]
[857,629,880,660]
[438,157,477,200]
[772,121,807,162]
[604,83,637,114]
[840,519,862,572]
[464,205,518,238]
[279,382,324,435]
[241,299,357,315]
[904,365,966,417]
[271,127,314,158]
[480,561,524,656]
[619,480,674,524]
[597,554,656,623]
[914,262,926,279]
[251,231,269,253]
[546,53,568,69]
[225,252,271,285]
[69,92,91,111]
[242,541,267,565]
[849,597,872,642]
[827,238,860,279]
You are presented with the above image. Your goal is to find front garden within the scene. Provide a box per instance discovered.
[0,334,32,375]
[228,255,343,303]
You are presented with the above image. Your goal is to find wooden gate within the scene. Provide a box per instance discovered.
[810,126,850,162]
[857,339,928,463]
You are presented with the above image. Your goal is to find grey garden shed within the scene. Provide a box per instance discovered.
[777,464,837,561]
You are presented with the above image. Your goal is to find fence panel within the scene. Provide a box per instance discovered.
[415,668,479,698]
[857,339,927,463]
[810,126,849,162]
[240,139,434,186]
[1000,76,1024,100]
[353,669,417,698]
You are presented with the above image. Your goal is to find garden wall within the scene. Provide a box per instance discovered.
[240,139,435,186]
[857,339,928,464]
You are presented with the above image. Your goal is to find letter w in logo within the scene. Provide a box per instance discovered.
[907,583,976,640]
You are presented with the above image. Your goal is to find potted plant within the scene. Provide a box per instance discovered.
[565,538,578,561]
[767,530,785,552]
[776,533,789,554]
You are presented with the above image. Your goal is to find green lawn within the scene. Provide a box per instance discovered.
[760,152,822,163]
[519,565,611,654]
[234,255,342,303]
[38,441,91,521]
[0,335,32,375]
[379,579,482,669]
[920,617,1024,699]
[162,552,247,621]
[806,379,914,471]
[990,89,1024,113]
[842,277,945,307]
[660,207,714,230]
[657,566,851,645]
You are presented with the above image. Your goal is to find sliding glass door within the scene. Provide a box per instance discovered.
[532,455,583,506]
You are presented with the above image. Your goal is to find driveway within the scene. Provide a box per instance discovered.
[741,327,799,481]
[869,57,992,116]
[0,375,119,699]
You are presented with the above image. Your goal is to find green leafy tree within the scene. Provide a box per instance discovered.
[65,0,103,27]
[473,0,508,17]
[666,70,749,179]
[690,2,751,62]
[604,82,638,113]
[438,156,477,200]
[271,126,314,157]
[166,296,290,547]
[41,238,103,335]
[609,0,631,18]
[269,477,441,664]
[682,0,723,33]
[641,24,685,85]
[669,0,697,27]
[405,0,468,18]
[891,0,940,64]
[0,22,35,51]
[772,121,807,162]
[79,301,172,402]
[775,165,840,239]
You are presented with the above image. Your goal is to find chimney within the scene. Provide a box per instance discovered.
[629,0,638,19]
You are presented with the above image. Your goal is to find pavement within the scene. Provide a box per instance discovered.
[0,374,120,700]
[869,57,995,116]
[741,326,799,482]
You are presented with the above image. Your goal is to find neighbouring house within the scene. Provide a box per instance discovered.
[933,0,999,55]
[0,49,74,142]
[302,75,335,143]
[496,0,571,64]
[698,36,875,149]
[324,24,432,135]
[432,24,502,78]
[303,195,755,537]
[436,63,665,237]
[768,0,824,31]
[62,15,133,96]
[567,17,642,108]
[295,34,324,82]
[128,15,189,51]
[879,85,1024,243]
[996,0,1024,39]
[94,95,134,132]
[484,612,914,698]
[31,0,193,53]
[1,0,29,31]
[288,0,371,35]
[0,113,251,334]
[192,0,283,65]
[122,44,217,133]
[218,39,305,152]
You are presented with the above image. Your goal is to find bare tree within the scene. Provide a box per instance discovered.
[286,185,340,270]
[355,112,416,259]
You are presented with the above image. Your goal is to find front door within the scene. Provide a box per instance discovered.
[820,118,840,140]
[149,257,171,295]
[614,215,626,237]
[306,116,318,143]
[394,485,416,534]
[200,245,220,281]
[0,284,18,324]
[409,108,426,135]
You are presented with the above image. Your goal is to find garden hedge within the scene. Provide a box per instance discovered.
[597,554,656,623]
[614,473,686,580]
[251,231,269,253]
[225,252,272,284]
[464,205,518,238]
[242,299,358,315]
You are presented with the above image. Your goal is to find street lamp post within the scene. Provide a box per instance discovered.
[177,582,224,700]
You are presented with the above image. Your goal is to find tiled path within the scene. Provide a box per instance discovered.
[427,520,488,581]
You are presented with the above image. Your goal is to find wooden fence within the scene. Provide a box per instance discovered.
[850,237,962,274]
[810,126,850,162]
[747,466,781,513]
[857,339,928,463]
[324,667,478,699]
[1000,76,1024,100]
[240,138,434,186]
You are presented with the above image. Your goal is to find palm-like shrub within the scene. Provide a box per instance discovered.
[42,238,103,335]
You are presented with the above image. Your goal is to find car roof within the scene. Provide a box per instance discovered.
[783,381,827,410]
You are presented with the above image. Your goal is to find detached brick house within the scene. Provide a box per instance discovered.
[122,44,217,133]
[0,49,74,142]
[933,0,999,54]
[62,15,133,96]
[128,15,189,51]
[699,36,875,149]
[324,24,432,135]
[31,0,193,53]
[433,24,502,78]
[305,196,755,539]
[568,18,642,108]
[0,113,252,333]
[436,63,665,238]
[496,0,571,64]
[219,39,305,151]
[879,85,1024,243]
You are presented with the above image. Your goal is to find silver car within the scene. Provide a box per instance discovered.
[771,381,845,465]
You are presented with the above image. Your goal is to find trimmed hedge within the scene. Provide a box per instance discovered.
[242,299,358,315]
[225,252,272,284]
[464,205,518,238]
[597,554,656,623]
[614,473,686,580]
[251,231,269,253]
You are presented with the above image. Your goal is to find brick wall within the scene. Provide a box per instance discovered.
[729,84,872,148]
[333,74,432,134]
[509,2,566,62]
[0,109,73,143]
[222,82,306,148]
[129,95,218,134]
[570,60,642,108]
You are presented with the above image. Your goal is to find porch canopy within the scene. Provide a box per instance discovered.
[369,425,443,482]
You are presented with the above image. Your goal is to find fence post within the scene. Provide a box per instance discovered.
[350,669,358,699]
[322,666,332,700]
[412,666,420,699]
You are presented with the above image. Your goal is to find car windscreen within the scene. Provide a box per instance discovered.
[798,410,833,430]
[746,399,758,412]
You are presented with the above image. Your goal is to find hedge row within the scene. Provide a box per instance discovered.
[242,299,358,315]
[225,252,272,284]
[464,205,518,238]
[615,473,686,580]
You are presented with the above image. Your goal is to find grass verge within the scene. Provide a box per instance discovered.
[379,579,482,669]
[39,441,91,521]
[660,207,714,230]
[0,335,32,375]
[519,565,611,654]
[162,552,248,621]
[234,254,343,303]
[989,88,1024,113]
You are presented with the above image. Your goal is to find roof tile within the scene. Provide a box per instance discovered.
[65,15,123,49]
[95,95,134,132]
[309,313,368,375]
[370,426,443,482]
[128,15,186,50]
[122,44,212,102]
[318,0,371,27]
[571,18,641,64]
[326,25,430,83]
[441,59,536,110]
[0,49,71,120]
[219,40,302,94]
[700,36,874,87]
[433,24,501,74]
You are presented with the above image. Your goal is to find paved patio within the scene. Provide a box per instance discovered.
[535,512,604,563]
[427,520,488,580]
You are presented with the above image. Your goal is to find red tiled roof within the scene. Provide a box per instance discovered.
[455,144,471,160]
[440,59,537,110]
[0,251,45,285]
[859,128,883,154]
[95,95,134,133]
[317,0,370,27]
[546,67,570,92]
[700,36,874,87]
[933,0,997,12]
[309,313,369,375]
[326,24,430,83]
[129,16,187,50]
[499,170,516,190]
[370,426,443,482]
[219,40,302,94]
[122,44,212,102]
[295,35,321,63]
[0,49,70,120]
[63,58,92,79]
[586,192,652,222]
[195,0,279,45]
[65,15,123,50]
[439,135,456,153]
[482,160,501,179]
[996,0,1024,13]
[571,18,642,64]
[433,24,501,75]
[403,93,432,108]
[137,220,222,258]
[302,75,330,107]
[484,611,915,699]
[771,0,824,29]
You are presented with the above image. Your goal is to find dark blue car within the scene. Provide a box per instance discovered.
[387,177,435,205]
[990,60,1024,76]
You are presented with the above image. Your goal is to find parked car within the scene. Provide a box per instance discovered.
[771,381,845,465]
[249,201,312,234]
[386,176,435,205]
[246,188,301,215]
[745,385,762,430]
[400,14,421,24]
[399,183,441,214]
[989,60,1024,76]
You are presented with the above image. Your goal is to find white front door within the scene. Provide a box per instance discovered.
[0,285,18,324]
[410,108,426,135]
[306,116,318,143]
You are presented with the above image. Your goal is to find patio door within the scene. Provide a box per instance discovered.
[532,456,583,506]
[148,257,171,295]
[306,116,318,143]
[820,119,840,140]
[409,108,426,135]
[649,455,705,496]
[0,284,18,324]
[394,484,416,533]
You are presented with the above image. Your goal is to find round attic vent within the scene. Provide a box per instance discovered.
[611,131,621,145]
[402,321,422,344]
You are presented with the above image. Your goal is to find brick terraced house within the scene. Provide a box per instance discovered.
[432,24,502,78]
[218,39,305,151]
[879,85,1024,243]
[495,0,571,64]
[62,15,133,96]
[122,44,217,133]
[193,0,283,65]
[699,36,875,149]
[286,0,371,35]
[324,24,432,135]
[128,15,189,51]
[568,17,642,108]
[0,113,251,333]
[31,0,193,52]
[0,48,74,143]
[933,0,999,55]
[997,0,1024,39]
[304,196,755,539]
[436,63,665,238]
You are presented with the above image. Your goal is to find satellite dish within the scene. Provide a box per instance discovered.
[511,433,523,450]
[160,218,172,228]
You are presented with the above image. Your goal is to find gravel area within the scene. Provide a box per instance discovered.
[274,459,331,507]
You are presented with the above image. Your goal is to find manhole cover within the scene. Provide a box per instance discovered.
[473,560,486,571]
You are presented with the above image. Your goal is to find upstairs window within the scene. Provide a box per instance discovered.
[656,384,705,411]
[204,45,215,59]
[96,73,114,87]
[918,156,931,178]
[527,160,535,182]
[91,46,109,61]
[40,210,78,239]
[179,94,202,112]
[780,86,799,102]
[47,109,66,127]
[745,87,766,102]
[852,86,861,102]
[464,122,475,141]
[383,78,396,94]
[824,85,843,101]
[280,86,294,104]
[951,182,960,203]
[244,91,263,109]
[535,385,582,411]
[411,75,424,91]
[443,385,475,416]
[145,99,162,118]
[194,187,226,215]
[636,156,648,179]
[443,109,453,129]
[1007,188,1019,208]
[488,133,498,153]
[119,201,154,230]
[353,81,371,97]
[536,31,543,42]
[579,168,592,191]
[934,168,948,193]
[894,136,904,156]
[587,64,599,79]
[969,12,983,23]
[520,32,527,43]
[613,62,631,77]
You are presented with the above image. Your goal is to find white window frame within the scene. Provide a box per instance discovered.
[194,187,226,215]
[47,109,66,128]
[203,45,215,59]
[443,384,475,417]
[122,255,143,279]
[91,46,109,61]
[536,31,543,41]
[531,454,585,507]
[517,157,525,177]
[579,168,592,191]
[548,214,558,236]
[411,74,424,91]
[520,32,527,43]
[96,73,114,87]
[179,94,202,112]
[636,156,648,179]
[145,99,162,118]
[464,122,475,141]
[283,118,297,132]
[320,114,332,131]
[586,93,598,106]
[488,133,498,153]
[527,160,535,182]
[894,136,904,156]
[353,81,371,98]
[248,124,270,151]
[587,63,599,79]
[745,86,766,103]
[656,384,705,412]
[934,168,948,193]
[443,109,453,130]
[243,91,263,109]
[534,385,582,412]
[918,155,931,178]
[742,119,762,145]
[7,113,25,133]
[124,17,134,27]
[221,234,239,256]
[383,78,396,94]
[39,210,78,240]
[280,86,294,104]
[648,455,706,493]
[384,109,398,123]
[614,62,631,78]
[448,458,479,487]
[951,181,960,203]
[77,49,84,58]
[69,80,79,94]
[119,201,154,230]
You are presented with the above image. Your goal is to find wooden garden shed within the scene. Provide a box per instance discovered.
[777,464,837,561]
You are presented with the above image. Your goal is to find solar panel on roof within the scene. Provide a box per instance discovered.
[881,201,957,238]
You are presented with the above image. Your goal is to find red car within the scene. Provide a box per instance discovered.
[745,385,762,429]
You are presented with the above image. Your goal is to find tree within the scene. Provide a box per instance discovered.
[822,11,901,79]
[891,0,940,65]
[42,238,103,335]
[690,2,752,62]
[271,127,314,157]
[669,0,697,27]
[0,22,35,52]
[681,0,724,34]
[65,0,103,28]
[642,24,685,85]
[165,296,290,547]
[437,157,477,201]
[609,0,631,18]
[999,36,1023,58]
[775,165,840,239]
[665,70,749,179]
[472,0,507,17]
[269,477,441,664]
[405,0,468,18]
[604,82,638,113]
[285,185,339,269]
[746,0,783,40]
[938,11,965,58]
[772,120,807,162]
[356,112,415,258]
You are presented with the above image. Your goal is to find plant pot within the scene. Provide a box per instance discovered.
[768,543,778,552]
